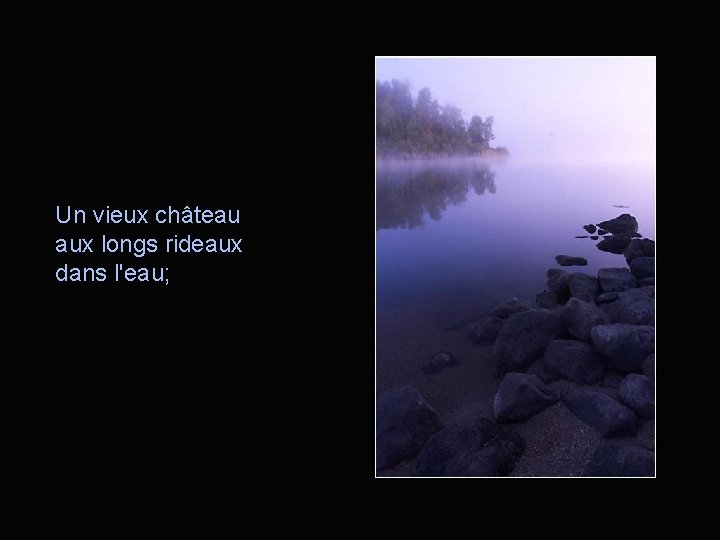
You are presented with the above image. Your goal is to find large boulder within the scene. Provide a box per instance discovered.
[562,297,610,341]
[563,389,640,437]
[618,374,654,419]
[542,339,606,384]
[467,316,504,344]
[630,257,655,279]
[638,277,655,287]
[377,387,443,470]
[613,294,655,326]
[596,234,631,254]
[493,373,559,422]
[624,238,655,263]
[591,324,655,373]
[414,419,525,477]
[583,441,654,477]
[619,286,654,299]
[598,268,637,293]
[546,269,570,302]
[422,352,461,375]
[493,310,566,377]
[596,292,619,304]
[567,273,599,303]
[596,214,638,235]
[491,298,532,319]
[536,291,559,309]
[555,255,588,266]
[643,354,655,382]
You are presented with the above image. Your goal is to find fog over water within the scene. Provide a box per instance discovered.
[376,57,656,163]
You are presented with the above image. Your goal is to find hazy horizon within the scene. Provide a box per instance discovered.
[376,57,655,163]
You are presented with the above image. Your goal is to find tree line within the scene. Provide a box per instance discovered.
[377,80,508,158]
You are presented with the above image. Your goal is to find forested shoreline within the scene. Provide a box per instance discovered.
[377,80,509,158]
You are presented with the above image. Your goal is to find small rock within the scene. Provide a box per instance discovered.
[643,354,655,382]
[575,235,589,238]
[591,324,655,373]
[567,273,599,303]
[583,224,597,234]
[583,441,654,477]
[590,235,599,240]
[596,234,632,254]
[491,298,532,319]
[543,339,605,384]
[638,277,655,286]
[596,214,639,235]
[547,269,570,302]
[563,389,640,437]
[623,238,655,263]
[536,291,559,309]
[467,316,504,344]
[555,255,588,266]
[493,310,566,377]
[598,268,637,293]
[561,297,610,341]
[414,419,525,477]
[630,257,655,279]
[596,292,619,304]
[597,228,608,235]
[423,352,461,375]
[493,373,559,422]
[377,387,443,470]
[618,374,654,419]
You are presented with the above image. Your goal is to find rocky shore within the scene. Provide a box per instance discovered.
[377,213,655,477]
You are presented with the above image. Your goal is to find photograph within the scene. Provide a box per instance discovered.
[375,56,656,477]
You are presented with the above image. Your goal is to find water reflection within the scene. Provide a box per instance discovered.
[377,162,497,230]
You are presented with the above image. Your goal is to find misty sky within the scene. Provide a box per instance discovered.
[376,57,655,161]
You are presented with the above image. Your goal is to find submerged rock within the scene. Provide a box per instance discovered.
[491,298,532,319]
[493,373,559,422]
[596,214,639,235]
[596,234,632,254]
[468,316,504,344]
[493,310,566,377]
[561,297,610,341]
[567,273,599,303]
[618,374,654,419]
[598,268,637,293]
[575,235,589,238]
[414,419,525,477]
[591,324,655,373]
[377,386,443,470]
[555,255,588,266]
[543,339,606,384]
[583,224,597,234]
[630,257,655,279]
[563,389,640,437]
[423,352,461,375]
[583,441,654,477]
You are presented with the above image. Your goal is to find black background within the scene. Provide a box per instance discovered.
[30,33,376,486]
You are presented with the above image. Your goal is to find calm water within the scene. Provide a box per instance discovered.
[376,156,655,318]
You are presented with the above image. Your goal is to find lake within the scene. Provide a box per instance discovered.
[376,155,655,328]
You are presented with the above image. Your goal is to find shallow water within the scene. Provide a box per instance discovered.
[376,155,655,318]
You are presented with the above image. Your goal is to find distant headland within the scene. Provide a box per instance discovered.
[377,80,509,159]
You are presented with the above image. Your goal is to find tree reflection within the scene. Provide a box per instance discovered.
[377,163,497,229]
